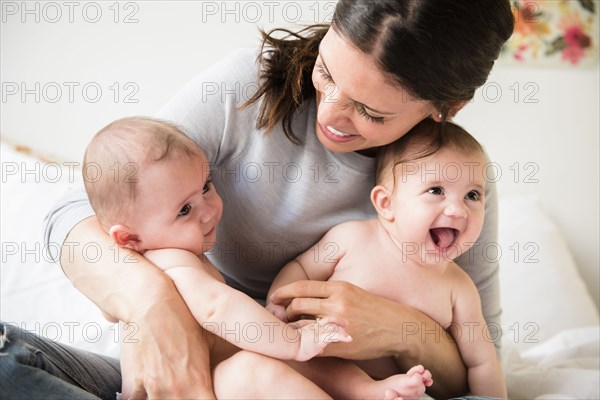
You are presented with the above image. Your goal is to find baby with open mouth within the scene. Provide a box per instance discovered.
[267,117,507,399]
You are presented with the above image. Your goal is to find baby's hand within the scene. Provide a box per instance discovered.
[293,318,352,362]
[266,303,288,322]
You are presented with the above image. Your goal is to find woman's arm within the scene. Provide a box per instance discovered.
[270,280,469,398]
[61,217,216,399]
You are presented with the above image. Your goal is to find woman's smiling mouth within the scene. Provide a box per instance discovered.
[318,123,359,143]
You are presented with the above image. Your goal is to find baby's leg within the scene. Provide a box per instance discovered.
[289,358,431,400]
[213,351,332,399]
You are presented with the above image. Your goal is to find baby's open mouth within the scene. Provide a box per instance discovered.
[430,228,458,251]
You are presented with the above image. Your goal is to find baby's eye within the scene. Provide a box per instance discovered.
[179,204,192,216]
[466,190,481,201]
[203,178,212,195]
[428,187,443,195]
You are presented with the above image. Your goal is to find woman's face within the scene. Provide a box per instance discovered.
[313,28,438,154]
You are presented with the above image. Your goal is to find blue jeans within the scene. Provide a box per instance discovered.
[0,322,121,400]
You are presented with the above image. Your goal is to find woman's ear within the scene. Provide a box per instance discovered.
[432,101,469,121]
[432,112,444,122]
[108,224,141,251]
[371,185,395,222]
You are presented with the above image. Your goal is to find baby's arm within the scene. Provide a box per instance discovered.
[449,267,507,398]
[267,224,351,319]
[144,249,351,362]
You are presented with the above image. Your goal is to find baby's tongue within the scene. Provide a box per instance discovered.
[431,228,456,250]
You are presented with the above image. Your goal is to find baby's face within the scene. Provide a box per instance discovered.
[386,147,487,265]
[127,150,222,255]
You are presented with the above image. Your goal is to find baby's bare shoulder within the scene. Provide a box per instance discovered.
[447,262,481,302]
[329,219,378,237]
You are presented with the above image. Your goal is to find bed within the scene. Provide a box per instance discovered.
[1,140,598,398]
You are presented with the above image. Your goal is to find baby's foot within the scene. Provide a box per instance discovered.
[382,365,433,400]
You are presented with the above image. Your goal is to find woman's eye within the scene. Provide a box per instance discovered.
[466,190,481,201]
[428,187,443,195]
[357,105,384,125]
[179,204,192,216]
[317,61,384,125]
[316,63,333,82]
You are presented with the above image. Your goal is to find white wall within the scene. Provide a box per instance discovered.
[2,1,598,306]
[454,66,600,308]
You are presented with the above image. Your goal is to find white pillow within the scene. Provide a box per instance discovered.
[498,195,599,352]
[0,142,120,358]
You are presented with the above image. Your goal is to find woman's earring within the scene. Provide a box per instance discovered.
[438,113,443,120]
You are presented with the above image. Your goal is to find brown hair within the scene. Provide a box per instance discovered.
[242,24,329,144]
[83,116,202,228]
[375,118,484,186]
[244,0,513,143]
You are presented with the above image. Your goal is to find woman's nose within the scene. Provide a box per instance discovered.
[317,84,352,122]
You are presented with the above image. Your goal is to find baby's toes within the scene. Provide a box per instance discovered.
[422,369,433,387]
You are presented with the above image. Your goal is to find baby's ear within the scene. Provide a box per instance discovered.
[370,185,394,221]
[108,224,141,251]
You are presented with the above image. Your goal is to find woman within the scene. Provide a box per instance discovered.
[3,0,514,398]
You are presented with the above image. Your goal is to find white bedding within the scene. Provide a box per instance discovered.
[496,196,600,398]
[502,327,599,399]
[1,141,598,398]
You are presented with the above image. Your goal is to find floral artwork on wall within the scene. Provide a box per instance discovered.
[500,0,599,67]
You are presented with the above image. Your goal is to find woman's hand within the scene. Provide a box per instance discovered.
[118,282,215,400]
[270,280,407,360]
